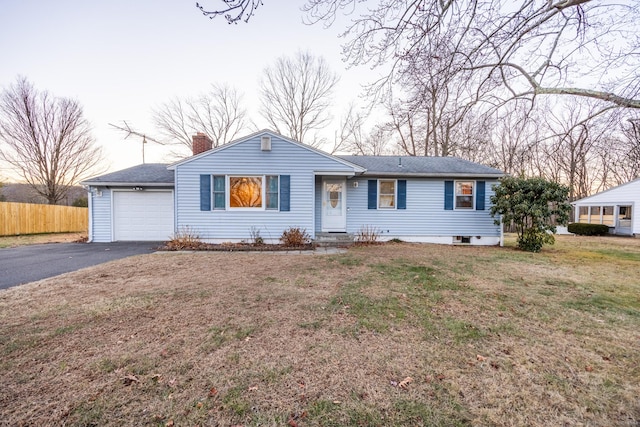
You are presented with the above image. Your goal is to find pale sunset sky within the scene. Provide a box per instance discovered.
[0,0,376,178]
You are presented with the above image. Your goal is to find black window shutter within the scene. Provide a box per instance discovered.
[280,175,290,211]
[200,175,211,211]
[397,180,407,209]
[476,181,485,210]
[444,180,454,210]
[368,180,377,209]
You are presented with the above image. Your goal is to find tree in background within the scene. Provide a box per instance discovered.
[153,83,248,155]
[259,51,339,146]
[490,177,571,252]
[303,0,640,110]
[0,77,102,205]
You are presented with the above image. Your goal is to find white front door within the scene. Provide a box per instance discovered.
[322,179,347,232]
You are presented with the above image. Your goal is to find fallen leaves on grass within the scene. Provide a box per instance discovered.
[398,376,413,389]
[122,374,139,386]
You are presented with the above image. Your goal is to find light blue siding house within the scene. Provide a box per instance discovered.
[82,130,504,245]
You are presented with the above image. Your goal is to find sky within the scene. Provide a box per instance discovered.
[0,0,376,179]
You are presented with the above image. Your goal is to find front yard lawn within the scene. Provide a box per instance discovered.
[1,235,639,426]
[0,232,85,248]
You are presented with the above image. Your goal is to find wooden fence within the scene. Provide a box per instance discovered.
[0,202,88,236]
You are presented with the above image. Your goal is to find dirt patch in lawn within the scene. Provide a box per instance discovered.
[1,236,639,426]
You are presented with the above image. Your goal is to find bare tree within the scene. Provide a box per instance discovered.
[486,102,540,176]
[153,83,248,155]
[609,116,640,184]
[259,51,339,146]
[304,0,640,110]
[0,77,102,205]
[196,0,263,24]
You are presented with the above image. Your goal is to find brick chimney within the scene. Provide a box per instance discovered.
[192,132,212,155]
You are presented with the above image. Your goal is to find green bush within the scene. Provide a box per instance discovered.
[567,223,610,236]
[519,228,555,252]
[490,176,571,252]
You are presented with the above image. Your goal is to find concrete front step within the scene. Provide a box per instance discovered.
[314,232,355,247]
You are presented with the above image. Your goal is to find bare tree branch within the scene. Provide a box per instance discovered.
[196,0,263,24]
[0,77,103,204]
[153,83,248,155]
[259,51,339,146]
[304,0,640,110]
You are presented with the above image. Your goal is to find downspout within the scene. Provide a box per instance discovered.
[87,187,93,243]
[500,214,504,247]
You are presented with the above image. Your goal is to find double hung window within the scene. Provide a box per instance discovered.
[378,180,396,209]
[455,181,474,209]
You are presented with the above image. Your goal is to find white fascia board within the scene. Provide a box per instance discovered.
[82,182,174,187]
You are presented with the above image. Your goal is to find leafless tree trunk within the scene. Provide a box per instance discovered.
[153,83,247,156]
[259,51,339,146]
[541,101,619,200]
[0,77,102,205]
[609,116,640,184]
[485,102,540,176]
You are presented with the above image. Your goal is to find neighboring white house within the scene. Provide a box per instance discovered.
[82,130,505,245]
[571,178,640,236]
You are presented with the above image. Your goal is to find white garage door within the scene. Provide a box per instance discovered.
[113,191,174,241]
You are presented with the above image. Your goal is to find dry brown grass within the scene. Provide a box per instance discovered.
[0,232,86,248]
[1,235,639,426]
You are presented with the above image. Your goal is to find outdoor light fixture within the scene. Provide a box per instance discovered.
[132,186,143,191]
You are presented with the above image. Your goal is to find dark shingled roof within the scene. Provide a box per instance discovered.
[82,155,501,186]
[82,163,173,186]
[338,155,503,177]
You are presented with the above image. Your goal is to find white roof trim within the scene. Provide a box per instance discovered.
[167,129,366,173]
[83,182,174,187]
[571,177,640,204]
[313,171,357,177]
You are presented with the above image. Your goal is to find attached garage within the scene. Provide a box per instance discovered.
[82,163,175,243]
[113,190,174,241]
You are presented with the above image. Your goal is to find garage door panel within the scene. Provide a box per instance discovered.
[113,191,174,241]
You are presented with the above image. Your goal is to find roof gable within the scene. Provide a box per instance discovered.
[168,129,365,173]
[572,177,640,204]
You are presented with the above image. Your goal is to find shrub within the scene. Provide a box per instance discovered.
[165,226,205,250]
[520,227,555,253]
[491,176,571,252]
[280,227,311,247]
[568,223,610,236]
[249,226,264,245]
[355,225,381,244]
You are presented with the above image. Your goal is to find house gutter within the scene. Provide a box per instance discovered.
[356,172,504,179]
[80,182,175,187]
[87,188,93,243]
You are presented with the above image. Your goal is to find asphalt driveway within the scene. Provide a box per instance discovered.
[0,242,162,290]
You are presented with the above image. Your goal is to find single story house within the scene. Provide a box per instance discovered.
[571,178,639,236]
[82,130,505,245]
